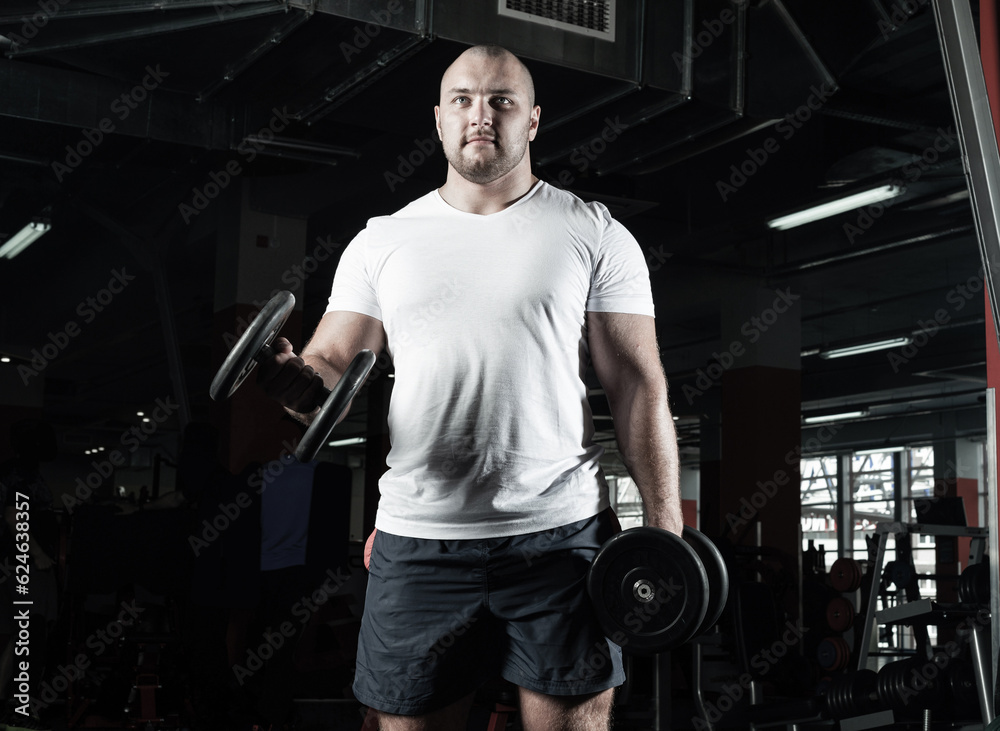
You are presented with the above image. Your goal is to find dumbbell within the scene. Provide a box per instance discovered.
[210,291,376,462]
[823,669,879,719]
[876,657,945,718]
[587,526,729,655]
[958,561,990,605]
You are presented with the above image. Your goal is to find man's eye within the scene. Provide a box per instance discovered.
[494,97,512,105]
[454,96,469,104]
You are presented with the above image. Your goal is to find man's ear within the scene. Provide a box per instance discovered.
[434,106,443,140]
[528,105,541,142]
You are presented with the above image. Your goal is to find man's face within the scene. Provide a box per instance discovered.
[435,53,540,185]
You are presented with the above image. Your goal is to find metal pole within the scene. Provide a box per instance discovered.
[931,0,1000,346]
[970,622,996,724]
[987,388,1000,706]
[152,252,191,431]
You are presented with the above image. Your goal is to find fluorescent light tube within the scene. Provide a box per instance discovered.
[820,337,912,359]
[803,410,867,424]
[327,437,367,447]
[854,446,905,455]
[767,184,905,230]
[0,221,50,259]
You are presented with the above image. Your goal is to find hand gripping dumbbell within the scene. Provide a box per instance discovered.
[209,291,376,462]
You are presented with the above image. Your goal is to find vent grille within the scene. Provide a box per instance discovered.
[498,0,615,41]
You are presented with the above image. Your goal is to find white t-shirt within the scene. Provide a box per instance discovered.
[327,181,654,539]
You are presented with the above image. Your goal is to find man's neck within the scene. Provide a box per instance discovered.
[438,160,539,215]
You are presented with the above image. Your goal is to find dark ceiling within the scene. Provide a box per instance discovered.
[0,0,991,470]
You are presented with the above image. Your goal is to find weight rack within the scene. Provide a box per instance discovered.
[838,521,994,730]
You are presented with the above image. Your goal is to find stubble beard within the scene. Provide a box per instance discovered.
[444,123,531,184]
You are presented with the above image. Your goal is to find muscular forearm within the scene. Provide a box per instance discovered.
[608,378,682,535]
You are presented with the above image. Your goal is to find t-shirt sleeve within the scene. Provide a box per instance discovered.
[586,206,656,316]
[325,228,383,321]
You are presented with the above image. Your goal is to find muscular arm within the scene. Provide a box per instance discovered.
[259,310,386,425]
[587,311,682,535]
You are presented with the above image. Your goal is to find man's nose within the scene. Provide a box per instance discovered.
[470,98,492,127]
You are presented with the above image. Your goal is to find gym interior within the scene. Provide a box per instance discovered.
[1,0,1000,729]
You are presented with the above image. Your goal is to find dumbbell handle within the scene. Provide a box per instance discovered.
[255,342,343,413]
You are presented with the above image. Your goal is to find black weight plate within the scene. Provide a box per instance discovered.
[852,669,880,715]
[948,660,978,713]
[826,596,855,633]
[296,349,377,462]
[816,637,849,671]
[824,669,878,719]
[830,558,862,592]
[587,526,708,655]
[210,291,295,401]
[682,527,729,636]
[959,565,974,604]
[972,562,990,605]
[877,657,939,715]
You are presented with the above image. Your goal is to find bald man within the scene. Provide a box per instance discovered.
[260,45,681,731]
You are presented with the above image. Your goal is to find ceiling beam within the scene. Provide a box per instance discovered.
[0,58,229,148]
[3,2,288,56]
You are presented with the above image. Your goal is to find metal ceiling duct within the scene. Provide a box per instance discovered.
[433,0,647,83]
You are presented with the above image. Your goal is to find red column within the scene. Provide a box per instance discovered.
[982,0,1000,610]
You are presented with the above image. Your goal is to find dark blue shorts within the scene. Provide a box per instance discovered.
[353,511,625,715]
